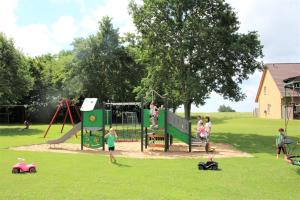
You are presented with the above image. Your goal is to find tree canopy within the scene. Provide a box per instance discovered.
[68,17,145,102]
[129,0,263,119]
[0,33,33,104]
[0,1,265,122]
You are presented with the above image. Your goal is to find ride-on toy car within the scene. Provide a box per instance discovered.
[12,158,37,174]
[198,161,218,170]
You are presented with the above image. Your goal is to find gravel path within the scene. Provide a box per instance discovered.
[10,142,252,159]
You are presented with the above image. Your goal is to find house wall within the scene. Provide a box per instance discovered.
[257,70,282,119]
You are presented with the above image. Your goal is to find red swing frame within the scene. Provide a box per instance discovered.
[43,98,81,138]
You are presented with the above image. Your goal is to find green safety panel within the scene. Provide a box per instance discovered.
[143,109,150,127]
[82,134,103,148]
[158,109,165,128]
[83,109,103,128]
[167,124,189,144]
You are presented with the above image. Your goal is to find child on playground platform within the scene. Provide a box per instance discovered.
[150,101,158,129]
[276,128,287,159]
[105,128,118,163]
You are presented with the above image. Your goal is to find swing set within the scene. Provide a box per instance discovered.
[44,98,81,138]
[283,76,300,166]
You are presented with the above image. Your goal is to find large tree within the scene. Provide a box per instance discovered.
[0,33,33,104]
[129,0,263,119]
[69,17,145,102]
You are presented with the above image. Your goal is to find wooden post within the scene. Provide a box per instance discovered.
[284,87,287,134]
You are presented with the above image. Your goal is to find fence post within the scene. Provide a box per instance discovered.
[102,107,105,151]
[141,98,144,152]
[81,111,84,150]
[188,121,192,152]
[145,127,148,149]
[164,105,169,152]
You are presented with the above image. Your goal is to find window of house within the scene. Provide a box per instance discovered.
[264,86,267,95]
[267,104,271,115]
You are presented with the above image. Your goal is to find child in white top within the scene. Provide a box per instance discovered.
[150,101,158,129]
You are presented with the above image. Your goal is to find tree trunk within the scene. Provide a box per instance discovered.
[184,100,191,120]
[172,107,176,113]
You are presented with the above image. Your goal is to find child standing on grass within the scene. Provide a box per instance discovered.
[105,128,117,163]
[24,120,29,129]
[276,128,287,159]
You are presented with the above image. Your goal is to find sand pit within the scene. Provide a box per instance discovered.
[11,142,252,159]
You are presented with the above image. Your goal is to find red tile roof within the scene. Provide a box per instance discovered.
[255,63,300,102]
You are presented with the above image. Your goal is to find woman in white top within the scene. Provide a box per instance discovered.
[205,116,212,136]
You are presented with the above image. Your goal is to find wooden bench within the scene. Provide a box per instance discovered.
[147,133,165,140]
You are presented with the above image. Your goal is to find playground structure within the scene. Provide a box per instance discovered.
[47,98,105,150]
[44,98,81,138]
[142,106,192,152]
[283,76,300,166]
[105,102,141,142]
[45,94,211,153]
[80,98,105,150]
[141,89,212,152]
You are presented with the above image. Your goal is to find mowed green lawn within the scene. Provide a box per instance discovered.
[1,113,300,200]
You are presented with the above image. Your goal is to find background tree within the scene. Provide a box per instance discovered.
[130,0,263,119]
[218,104,235,112]
[24,52,72,122]
[68,17,145,102]
[0,33,33,104]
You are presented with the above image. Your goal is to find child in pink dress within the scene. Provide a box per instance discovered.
[197,121,207,139]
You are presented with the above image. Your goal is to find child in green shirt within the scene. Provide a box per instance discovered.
[105,128,118,163]
[276,128,287,159]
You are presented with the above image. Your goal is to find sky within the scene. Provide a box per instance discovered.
[0,0,299,112]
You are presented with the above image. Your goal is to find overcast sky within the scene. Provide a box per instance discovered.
[0,0,299,112]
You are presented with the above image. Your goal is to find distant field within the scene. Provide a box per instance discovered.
[1,112,300,200]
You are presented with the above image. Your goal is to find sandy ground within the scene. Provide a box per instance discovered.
[10,142,252,159]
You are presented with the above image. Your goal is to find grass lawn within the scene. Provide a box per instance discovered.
[1,113,300,200]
